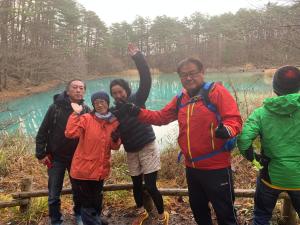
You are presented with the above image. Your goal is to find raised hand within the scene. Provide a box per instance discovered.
[71,102,83,114]
[128,43,139,56]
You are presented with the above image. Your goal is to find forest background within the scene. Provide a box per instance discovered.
[0,0,300,92]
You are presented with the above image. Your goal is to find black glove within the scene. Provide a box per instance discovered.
[111,101,128,118]
[113,102,140,117]
[255,153,270,167]
[215,123,231,139]
[245,145,255,161]
[128,103,141,117]
[111,130,120,142]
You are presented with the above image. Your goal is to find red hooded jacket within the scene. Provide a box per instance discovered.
[138,83,242,170]
[65,113,120,180]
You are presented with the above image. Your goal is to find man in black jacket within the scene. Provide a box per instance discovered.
[36,79,90,225]
[110,43,169,225]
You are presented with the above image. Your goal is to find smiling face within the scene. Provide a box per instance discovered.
[66,80,85,103]
[178,62,204,93]
[93,99,109,115]
[111,84,128,102]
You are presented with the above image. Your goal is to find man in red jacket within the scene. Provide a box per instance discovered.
[120,58,242,225]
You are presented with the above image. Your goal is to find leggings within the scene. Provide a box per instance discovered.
[131,171,164,214]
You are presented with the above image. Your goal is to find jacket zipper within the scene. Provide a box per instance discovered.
[210,122,215,151]
[187,104,195,168]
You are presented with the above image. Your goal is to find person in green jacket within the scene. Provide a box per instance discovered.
[238,65,300,225]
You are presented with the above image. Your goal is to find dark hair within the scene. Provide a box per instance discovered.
[177,57,204,74]
[65,79,86,91]
[109,79,131,97]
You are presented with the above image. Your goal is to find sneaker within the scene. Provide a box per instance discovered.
[132,210,149,225]
[157,211,169,225]
[75,215,83,225]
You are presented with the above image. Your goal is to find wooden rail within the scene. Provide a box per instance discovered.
[0,178,298,225]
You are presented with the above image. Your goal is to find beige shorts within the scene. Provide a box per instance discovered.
[127,141,161,176]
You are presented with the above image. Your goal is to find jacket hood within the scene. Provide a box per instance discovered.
[53,91,71,105]
[263,93,300,115]
[53,91,85,106]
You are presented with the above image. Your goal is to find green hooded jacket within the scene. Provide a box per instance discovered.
[238,93,300,189]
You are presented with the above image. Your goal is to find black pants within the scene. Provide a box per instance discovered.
[48,160,81,225]
[254,178,300,225]
[131,171,164,214]
[72,179,104,225]
[186,167,238,225]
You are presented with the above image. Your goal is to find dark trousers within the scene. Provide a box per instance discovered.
[131,171,164,214]
[254,178,300,225]
[48,160,81,225]
[72,179,104,225]
[186,167,238,225]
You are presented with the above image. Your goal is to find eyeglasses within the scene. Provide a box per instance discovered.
[179,70,201,79]
[93,99,107,105]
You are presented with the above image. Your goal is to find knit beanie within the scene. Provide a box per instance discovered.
[272,66,300,96]
[91,91,110,106]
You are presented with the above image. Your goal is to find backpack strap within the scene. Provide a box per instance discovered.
[199,82,221,123]
[175,82,216,118]
[175,91,184,114]
[177,137,237,163]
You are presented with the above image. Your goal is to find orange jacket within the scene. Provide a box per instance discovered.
[138,83,242,170]
[65,113,120,181]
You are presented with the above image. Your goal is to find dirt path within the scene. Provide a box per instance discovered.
[38,210,197,225]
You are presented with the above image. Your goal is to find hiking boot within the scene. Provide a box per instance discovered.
[157,211,169,225]
[132,209,149,225]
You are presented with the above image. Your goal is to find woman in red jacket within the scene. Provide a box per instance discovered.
[65,91,120,225]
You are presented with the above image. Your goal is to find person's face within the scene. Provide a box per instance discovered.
[93,99,109,114]
[178,63,204,93]
[67,80,85,103]
[111,85,128,102]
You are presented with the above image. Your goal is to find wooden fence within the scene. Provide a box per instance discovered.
[0,178,298,225]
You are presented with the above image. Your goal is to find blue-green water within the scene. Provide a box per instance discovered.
[0,72,272,146]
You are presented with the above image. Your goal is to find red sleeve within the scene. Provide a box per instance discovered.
[65,113,88,139]
[138,96,178,125]
[210,83,243,137]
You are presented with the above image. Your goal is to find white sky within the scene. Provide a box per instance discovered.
[76,0,289,26]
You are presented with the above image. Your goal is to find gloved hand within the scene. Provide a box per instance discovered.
[215,123,231,139]
[245,145,255,161]
[128,103,141,116]
[111,130,120,142]
[114,102,140,117]
[244,146,265,171]
[112,101,131,118]
[252,159,264,171]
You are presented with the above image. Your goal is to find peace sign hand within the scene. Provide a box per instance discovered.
[71,103,83,114]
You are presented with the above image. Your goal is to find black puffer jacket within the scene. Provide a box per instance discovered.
[111,52,156,152]
[35,92,90,162]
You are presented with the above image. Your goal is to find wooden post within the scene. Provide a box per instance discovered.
[282,198,298,225]
[19,177,33,213]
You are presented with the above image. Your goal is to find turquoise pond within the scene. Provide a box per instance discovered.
[0,72,272,148]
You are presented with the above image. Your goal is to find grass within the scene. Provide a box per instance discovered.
[0,90,289,224]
